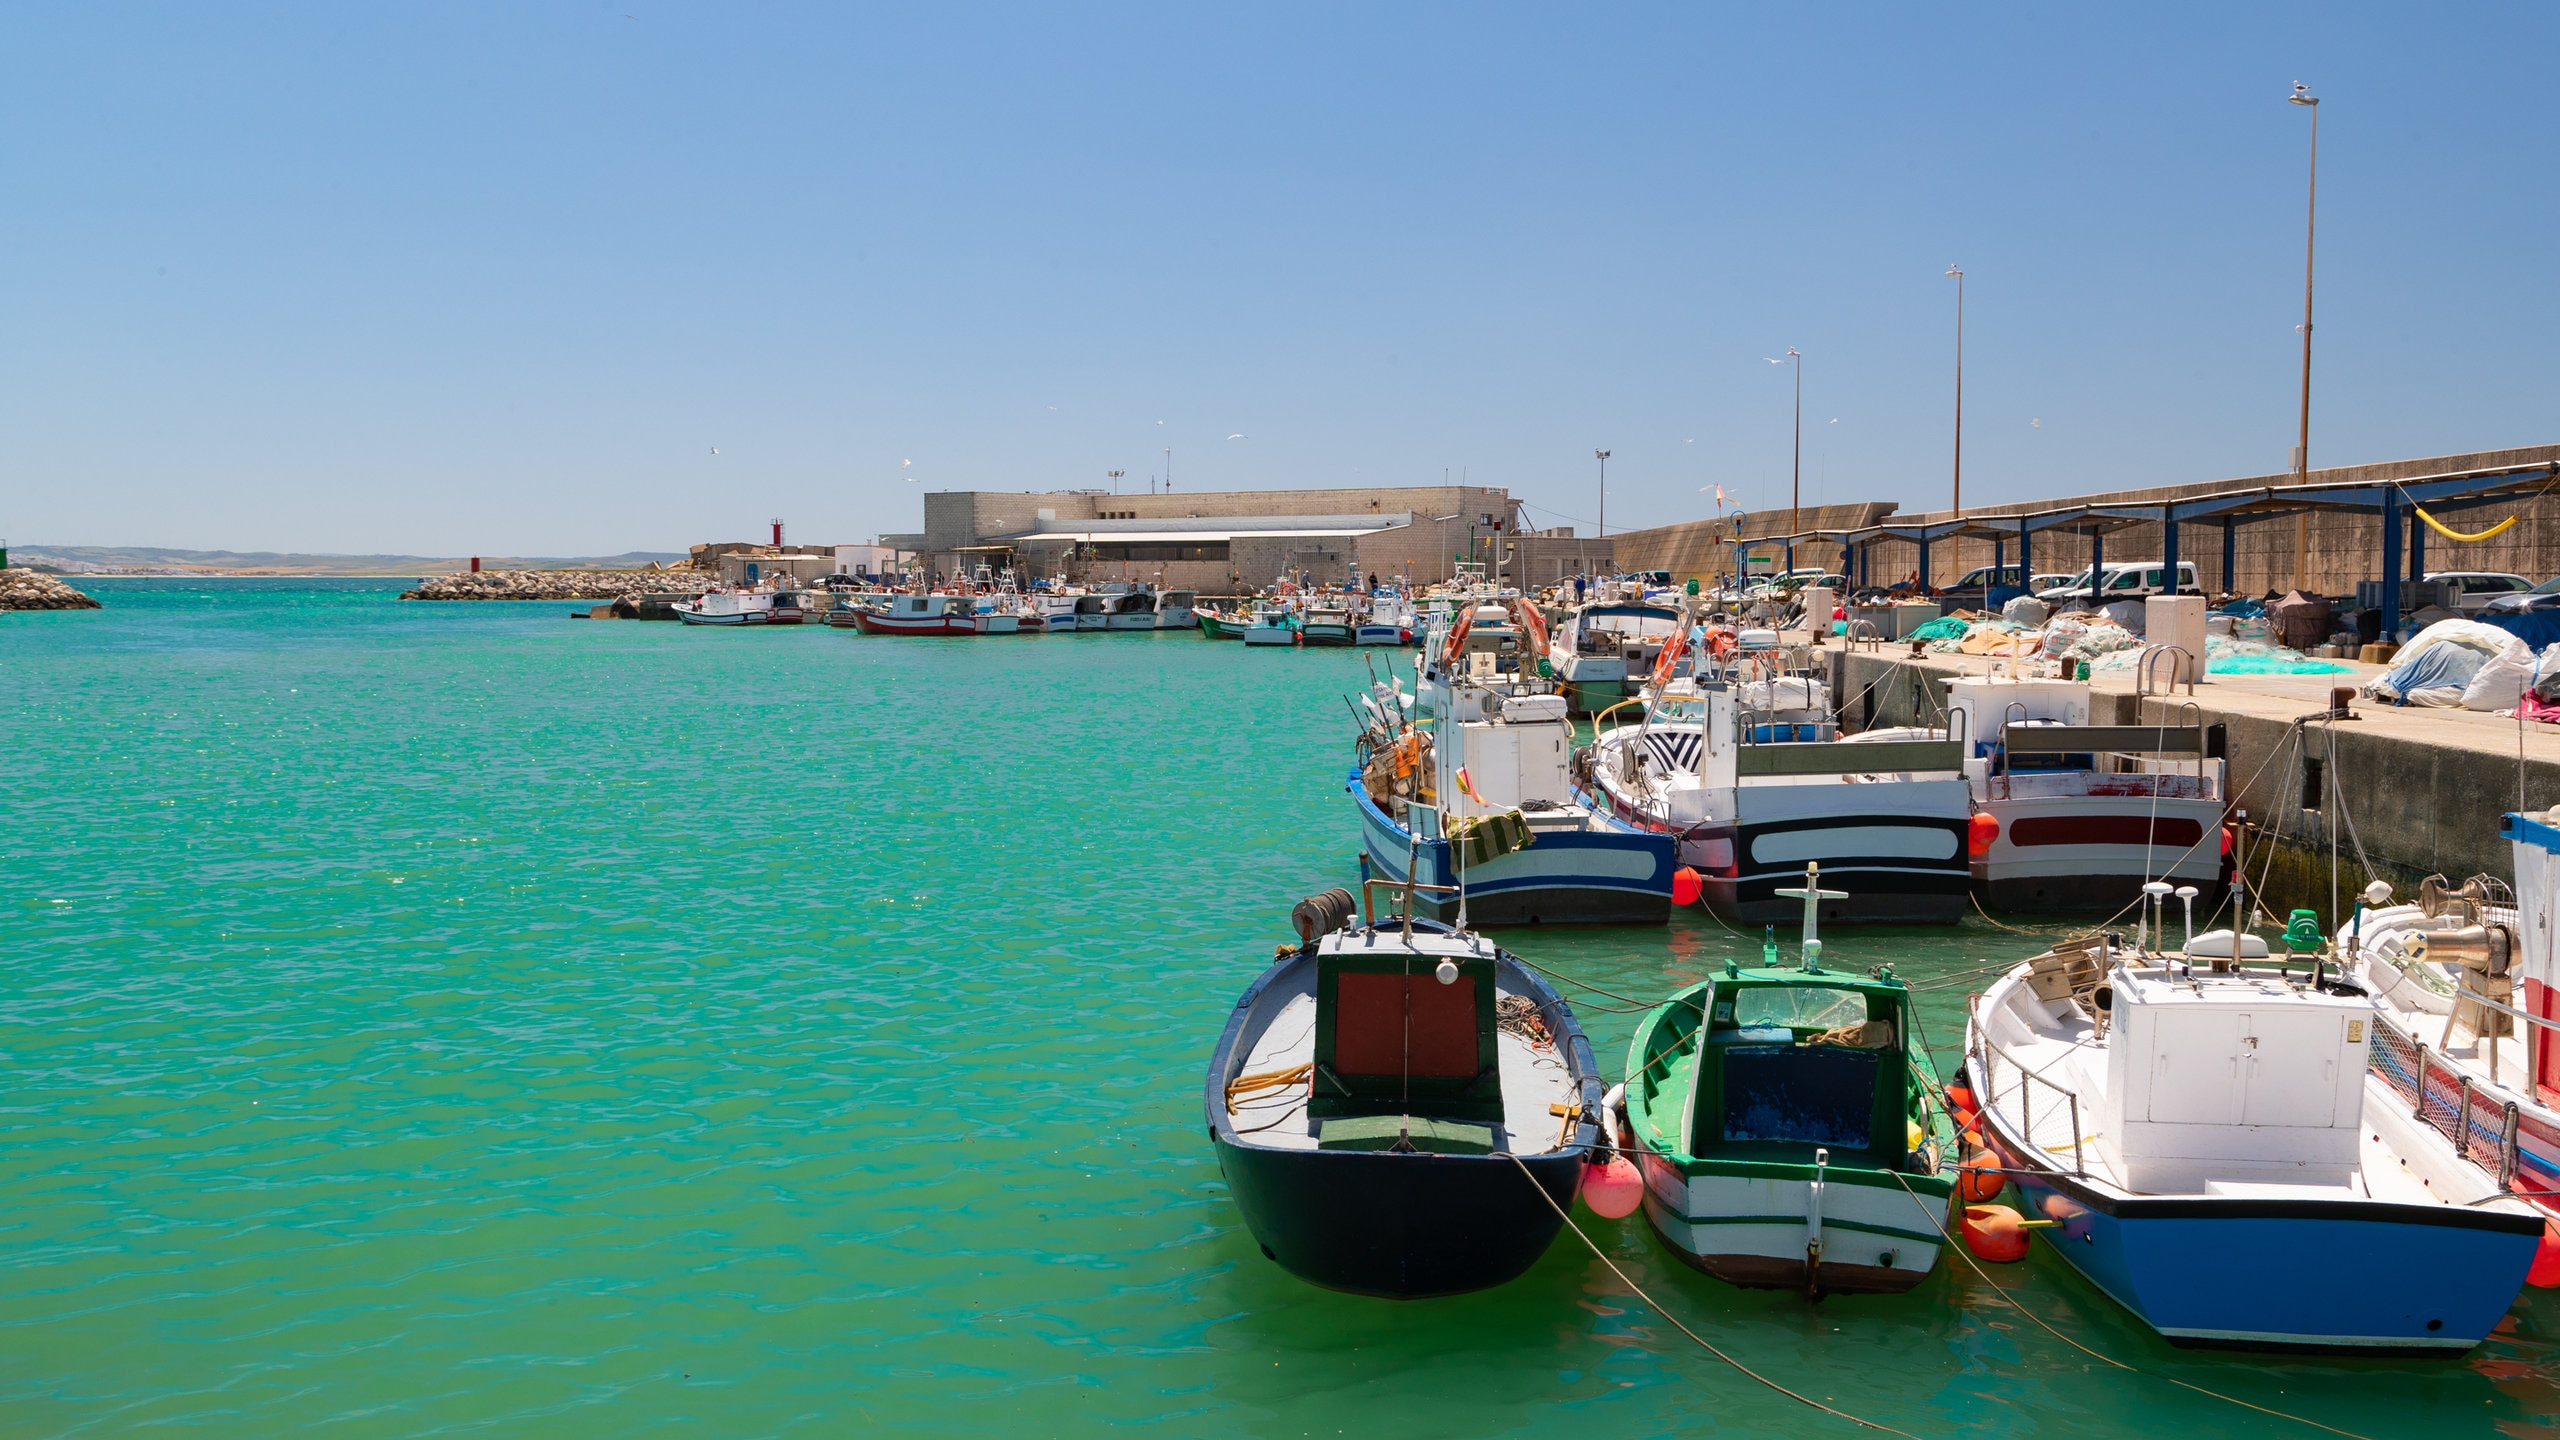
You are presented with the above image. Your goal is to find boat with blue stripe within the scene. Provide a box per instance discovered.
[1966,906,2541,1352]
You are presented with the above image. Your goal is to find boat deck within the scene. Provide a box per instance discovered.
[1980,981,2502,1207]
[1225,983,1578,1155]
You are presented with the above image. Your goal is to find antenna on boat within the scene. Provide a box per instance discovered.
[1773,861,1848,972]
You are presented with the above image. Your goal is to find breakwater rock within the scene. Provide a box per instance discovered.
[400,569,711,602]
[0,568,103,610]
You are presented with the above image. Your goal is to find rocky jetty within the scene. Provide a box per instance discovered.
[0,568,102,610]
[400,569,710,602]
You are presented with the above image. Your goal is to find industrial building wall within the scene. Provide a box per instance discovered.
[1607,503,1898,583]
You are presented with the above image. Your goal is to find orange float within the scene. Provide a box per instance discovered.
[1961,1203,2033,1262]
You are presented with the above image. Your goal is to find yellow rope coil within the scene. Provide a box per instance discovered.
[1223,1063,1311,1115]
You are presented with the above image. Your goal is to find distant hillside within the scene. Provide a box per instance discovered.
[16,545,691,577]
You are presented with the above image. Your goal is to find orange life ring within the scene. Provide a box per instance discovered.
[1441,607,1475,666]
[1705,627,1739,661]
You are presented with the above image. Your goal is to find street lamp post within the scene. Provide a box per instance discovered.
[1785,348,1802,574]
[1108,469,1125,495]
[2289,82,2320,591]
[1594,449,1610,543]
[1946,266,1964,585]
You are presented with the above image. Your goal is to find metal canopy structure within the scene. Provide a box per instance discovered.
[1828,455,2558,607]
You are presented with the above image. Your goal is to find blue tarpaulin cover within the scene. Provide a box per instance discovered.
[2479,610,2560,653]
[2374,640,2490,704]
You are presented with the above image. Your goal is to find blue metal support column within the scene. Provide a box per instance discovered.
[2089,530,2104,605]
[2160,507,2179,593]
[1918,535,1932,590]
[2380,488,2403,640]
[2222,518,2237,595]
[2018,516,2032,585]
[1994,538,2006,576]
[2409,501,2426,582]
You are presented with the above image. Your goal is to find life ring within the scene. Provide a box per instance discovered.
[1441,607,1475,667]
[1705,627,1739,660]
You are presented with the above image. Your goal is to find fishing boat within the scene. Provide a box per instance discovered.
[2336,811,2560,1224]
[970,599,1022,635]
[1204,884,1606,1296]
[1152,589,1198,630]
[1580,641,1971,925]
[673,589,772,626]
[850,593,977,636]
[1358,600,1676,925]
[1070,593,1111,631]
[1301,601,1357,647]
[1242,604,1299,647]
[1197,607,1249,640]
[1548,594,1685,715]
[1621,866,1958,1293]
[766,589,808,625]
[1101,584,1160,632]
[1357,593,1417,646]
[1965,892,2543,1351]
[1937,675,2231,912]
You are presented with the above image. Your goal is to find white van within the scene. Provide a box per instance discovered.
[2035,561,2203,603]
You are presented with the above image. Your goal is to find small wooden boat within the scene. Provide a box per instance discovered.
[1197,609,1248,640]
[1622,866,1959,1294]
[1205,884,1605,1297]
[1967,894,2543,1351]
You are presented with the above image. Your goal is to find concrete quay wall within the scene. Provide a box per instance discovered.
[1831,647,2557,906]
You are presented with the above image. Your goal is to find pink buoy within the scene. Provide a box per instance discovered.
[2530,1221,2560,1288]
[1582,1154,1644,1219]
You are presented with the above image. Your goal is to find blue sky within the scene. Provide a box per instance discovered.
[2,4,2552,553]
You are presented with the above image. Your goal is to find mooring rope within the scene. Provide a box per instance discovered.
[1498,1152,1925,1439]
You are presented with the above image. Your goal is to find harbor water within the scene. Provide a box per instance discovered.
[5,578,2557,1437]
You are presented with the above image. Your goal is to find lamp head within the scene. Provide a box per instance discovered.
[1785,347,1801,359]
[1595,448,1610,461]
[1945,263,1962,278]
[2289,83,2317,106]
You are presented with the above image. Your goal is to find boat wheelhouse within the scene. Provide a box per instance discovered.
[1242,605,1299,646]
[1152,589,1198,630]
[1548,599,1685,715]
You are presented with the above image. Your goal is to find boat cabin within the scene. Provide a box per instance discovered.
[1308,933,1505,1153]
[1668,973,1918,1167]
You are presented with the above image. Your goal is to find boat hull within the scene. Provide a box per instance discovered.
[1356,780,1673,925]
[1301,623,1356,647]
[1212,1132,1586,1298]
[676,608,767,626]
[1243,626,1296,646]
[1973,793,2229,913]
[1199,613,1245,640]
[850,612,975,636]
[1989,1148,2538,1351]
[1355,624,1410,646]
[1637,1153,1951,1295]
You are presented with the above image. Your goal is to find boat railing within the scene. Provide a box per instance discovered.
[2136,643,2200,697]
[1995,716,2212,801]
[1966,992,2090,1180]
[1359,876,1460,936]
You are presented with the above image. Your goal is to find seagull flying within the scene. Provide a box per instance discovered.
[2031,418,2042,429]
[1226,433,1247,440]
[710,447,719,455]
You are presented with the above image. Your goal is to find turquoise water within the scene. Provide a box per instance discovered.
[3,580,2553,1438]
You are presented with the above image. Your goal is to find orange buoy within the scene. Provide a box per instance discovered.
[1956,1153,2006,1203]
[1670,867,1703,907]
[1961,1203,2033,1262]
[1582,1154,1644,1219]
[2530,1220,2560,1288]
[1945,1084,1976,1115]
[1967,811,2000,856]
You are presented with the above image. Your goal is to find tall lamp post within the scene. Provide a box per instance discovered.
[1946,266,1964,586]
[2288,82,2320,591]
[1594,449,1610,543]
[1108,469,1125,495]
[1784,347,1802,574]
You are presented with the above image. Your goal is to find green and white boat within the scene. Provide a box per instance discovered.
[1198,608,1250,640]
[1619,863,1959,1295]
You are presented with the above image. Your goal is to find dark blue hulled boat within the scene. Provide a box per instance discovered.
[1205,888,1605,1296]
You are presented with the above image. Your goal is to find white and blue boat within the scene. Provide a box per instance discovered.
[1965,908,2542,1352]
[1354,603,1675,925]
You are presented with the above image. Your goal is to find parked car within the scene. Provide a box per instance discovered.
[2425,570,2534,615]
[2029,573,2078,593]
[2034,561,2204,603]
[1936,563,2028,613]
[2480,576,2560,616]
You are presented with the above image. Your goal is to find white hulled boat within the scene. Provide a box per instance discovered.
[851,593,976,636]
[674,589,772,626]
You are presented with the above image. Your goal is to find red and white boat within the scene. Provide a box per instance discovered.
[766,589,808,625]
[851,593,977,636]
